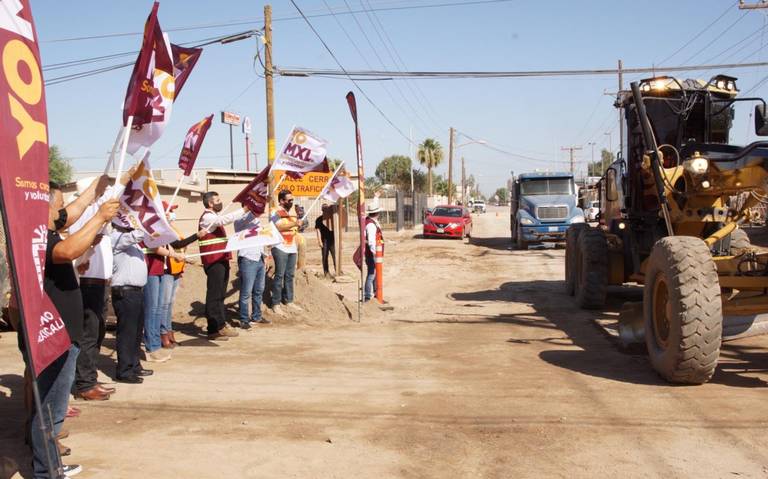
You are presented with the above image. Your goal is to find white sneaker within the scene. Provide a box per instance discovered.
[286,303,303,312]
[271,305,285,316]
[146,349,171,363]
[63,464,83,477]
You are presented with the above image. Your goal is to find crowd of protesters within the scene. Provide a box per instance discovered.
[9,175,351,477]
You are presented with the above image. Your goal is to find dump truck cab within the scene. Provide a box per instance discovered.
[510,171,585,249]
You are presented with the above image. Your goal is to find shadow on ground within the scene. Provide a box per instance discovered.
[439,277,767,388]
[0,373,31,479]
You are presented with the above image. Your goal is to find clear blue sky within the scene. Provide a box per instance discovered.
[33,0,768,196]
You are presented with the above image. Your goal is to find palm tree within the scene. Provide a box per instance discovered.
[417,138,444,196]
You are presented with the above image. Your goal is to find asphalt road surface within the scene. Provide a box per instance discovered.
[2,205,768,478]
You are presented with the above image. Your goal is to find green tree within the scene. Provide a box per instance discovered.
[493,187,508,204]
[49,145,73,184]
[587,148,615,177]
[375,155,413,190]
[434,175,457,198]
[417,138,443,196]
[327,157,343,171]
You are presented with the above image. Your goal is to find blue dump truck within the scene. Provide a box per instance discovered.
[509,171,584,249]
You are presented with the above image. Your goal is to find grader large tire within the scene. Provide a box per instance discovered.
[574,228,608,309]
[729,227,751,253]
[565,224,587,296]
[643,237,722,385]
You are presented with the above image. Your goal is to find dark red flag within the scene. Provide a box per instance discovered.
[122,2,173,127]
[171,44,202,98]
[346,92,366,273]
[0,1,71,375]
[178,114,213,175]
[234,165,271,216]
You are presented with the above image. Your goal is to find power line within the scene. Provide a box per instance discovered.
[277,60,768,79]
[42,0,516,43]
[678,10,750,66]
[288,0,412,143]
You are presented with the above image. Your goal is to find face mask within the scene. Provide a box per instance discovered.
[168,212,177,222]
[213,203,223,213]
[53,208,68,231]
[284,201,294,210]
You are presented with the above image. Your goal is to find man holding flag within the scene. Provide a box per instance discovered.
[199,193,248,341]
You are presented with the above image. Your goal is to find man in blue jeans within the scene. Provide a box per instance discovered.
[235,212,268,328]
[270,190,305,316]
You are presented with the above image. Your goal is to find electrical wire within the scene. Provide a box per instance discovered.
[43,0,516,43]
[679,10,751,67]
[288,0,412,143]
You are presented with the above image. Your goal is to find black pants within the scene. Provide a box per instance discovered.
[111,287,144,379]
[321,236,336,275]
[204,261,229,335]
[75,283,106,392]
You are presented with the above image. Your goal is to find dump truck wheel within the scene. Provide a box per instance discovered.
[565,224,587,296]
[574,228,607,309]
[729,228,750,253]
[516,226,528,250]
[643,236,722,385]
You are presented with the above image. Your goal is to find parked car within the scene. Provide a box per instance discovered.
[472,201,486,213]
[585,200,600,222]
[423,205,472,239]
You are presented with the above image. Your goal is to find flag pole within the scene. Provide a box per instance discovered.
[113,116,134,198]
[104,126,126,175]
[165,175,186,214]
[345,92,365,322]
[300,162,344,222]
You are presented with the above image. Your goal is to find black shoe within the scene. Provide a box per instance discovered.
[134,368,154,377]
[240,321,251,330]
[115,375,143,384]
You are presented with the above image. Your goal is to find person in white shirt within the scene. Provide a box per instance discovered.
[269,190,306,316]
[235,212,268,329]
[364,205,384,301]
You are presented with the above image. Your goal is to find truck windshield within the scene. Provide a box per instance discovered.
[520,178,573,196]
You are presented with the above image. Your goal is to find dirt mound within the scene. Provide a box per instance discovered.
[171,262,355,329]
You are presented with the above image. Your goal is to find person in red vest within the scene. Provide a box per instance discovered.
[199,192,248,341]
[364,205,384,301]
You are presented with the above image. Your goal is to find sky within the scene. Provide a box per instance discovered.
[32,0,768,196]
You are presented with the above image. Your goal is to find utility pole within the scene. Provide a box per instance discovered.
[264,4,276,206]
[561,146,582,174]
[461,156,466,206]
[448,127,455,204]
[587,141,595,176]
[618,59,624,158]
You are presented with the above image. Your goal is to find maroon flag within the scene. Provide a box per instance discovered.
[0,1,71,374]
[171,44,202,98]
[346,92,367,273]
[178,114,213,175]
[122,1,173,128]
[234,165,271,215]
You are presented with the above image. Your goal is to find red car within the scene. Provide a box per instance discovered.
[423,205,472,239]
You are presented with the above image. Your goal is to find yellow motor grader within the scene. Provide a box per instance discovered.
[566,74,768,384]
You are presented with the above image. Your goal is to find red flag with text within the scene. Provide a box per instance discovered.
[0,1,71,375]
[178,114,213,175]
[233,165,271,216]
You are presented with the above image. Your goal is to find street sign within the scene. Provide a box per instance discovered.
[275,170,332,197]
[242,116,252,134]
[221,111,241,126]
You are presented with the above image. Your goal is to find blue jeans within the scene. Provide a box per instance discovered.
[364,254,377,301]
[143,275,163,352]
[159,274,180,334]
[239,256,265,323]
[32,344,79,478]
[271,248,297,306]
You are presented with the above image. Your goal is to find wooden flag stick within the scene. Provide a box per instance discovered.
[113,116,134,198]
[165,175,186,214]
[300,162,345,222]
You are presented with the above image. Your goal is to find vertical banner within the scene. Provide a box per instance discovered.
[178,113,213,175]
[346,92,366,301]
[0,1,71,374]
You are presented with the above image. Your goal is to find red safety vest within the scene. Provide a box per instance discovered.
[364,216,383,258]
[198,210,231,266]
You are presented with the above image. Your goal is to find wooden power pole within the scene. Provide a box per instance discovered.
[461,156,466,205]
[264,4,276,207]
[561,146,582,174]
[448,127,455,204]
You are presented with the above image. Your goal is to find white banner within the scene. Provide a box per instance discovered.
[127,33,175,156]
[322,174,356,202]
[114,153,179,248]
[273,126,328,173]
[226,221,282,252]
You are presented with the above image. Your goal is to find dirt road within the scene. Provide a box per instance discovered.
[2,206,768,478]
